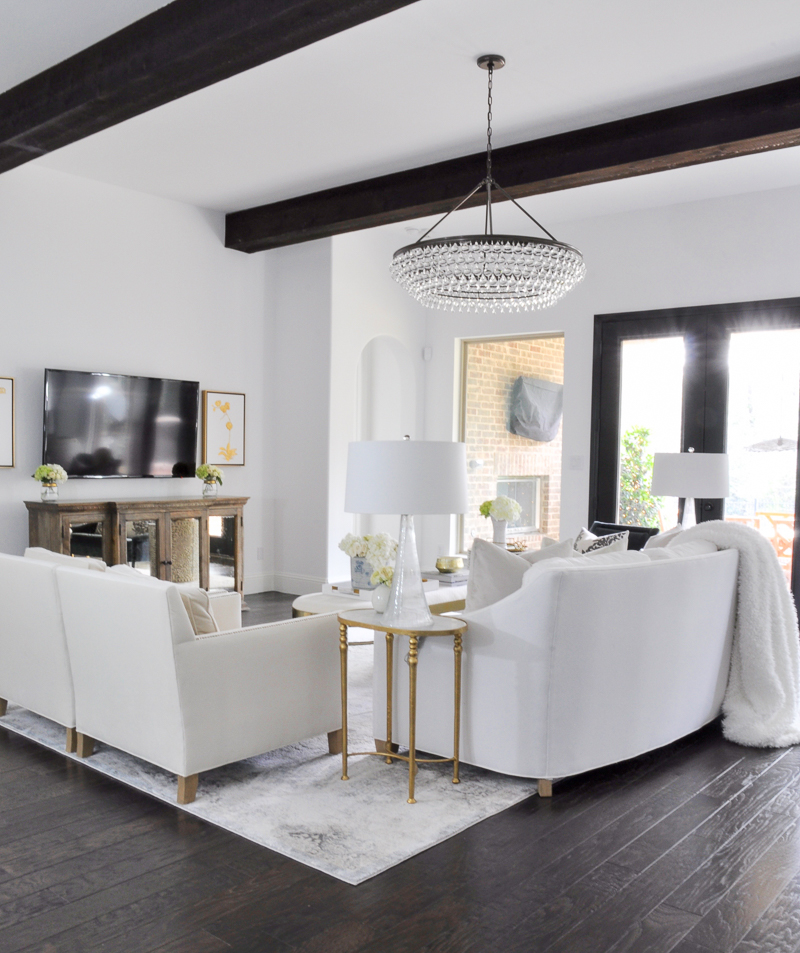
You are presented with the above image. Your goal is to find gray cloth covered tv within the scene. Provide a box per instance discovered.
[509,376,563,442]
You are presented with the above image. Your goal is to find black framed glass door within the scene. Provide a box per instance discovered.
[590,297,800,602]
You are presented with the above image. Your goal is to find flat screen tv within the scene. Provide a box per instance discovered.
[43,369,199,478]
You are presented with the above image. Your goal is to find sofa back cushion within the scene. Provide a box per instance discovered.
[107,565,217,635]
[466,537,577,611]
[25,546,106,571]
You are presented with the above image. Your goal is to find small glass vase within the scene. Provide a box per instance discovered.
[41,481,58,502]
[371,584,391,613]
[491,517,508,546]
[202,479,218,499]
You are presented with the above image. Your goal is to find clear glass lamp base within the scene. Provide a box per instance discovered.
[383,514,433,629]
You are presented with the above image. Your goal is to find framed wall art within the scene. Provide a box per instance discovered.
[203,391,245,466]
[0,377,14,468]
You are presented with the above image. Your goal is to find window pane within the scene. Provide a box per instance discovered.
[462,335,563,551]
[726,328,800,585]
[618,336,685,528]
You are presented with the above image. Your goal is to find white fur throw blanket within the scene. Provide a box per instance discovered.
[680,520,800,747]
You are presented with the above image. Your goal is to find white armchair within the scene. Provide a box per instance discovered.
[56,568,342,803]
[0,553,77,751]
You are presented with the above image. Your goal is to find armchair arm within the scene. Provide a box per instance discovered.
[174,613,341,776]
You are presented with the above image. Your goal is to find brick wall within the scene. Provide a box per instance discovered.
[462,335,564,551]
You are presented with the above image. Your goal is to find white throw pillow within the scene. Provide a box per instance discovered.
[574,528,629,554]
[466,537,579,611]
[107,565,218,635]
[643,525,683,550]
[520,537,576,565]
[24,546,106,571]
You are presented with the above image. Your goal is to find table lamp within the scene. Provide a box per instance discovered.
[650,450,730,529]
[345,439,468,628]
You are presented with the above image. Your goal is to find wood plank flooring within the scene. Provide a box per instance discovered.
[2,593,800,952]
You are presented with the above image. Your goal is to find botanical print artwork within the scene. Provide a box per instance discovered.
[213,399,237,462]
[0,378,13,468]
[203,391,245,467]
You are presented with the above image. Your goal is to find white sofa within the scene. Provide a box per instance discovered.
[373,545,740,795]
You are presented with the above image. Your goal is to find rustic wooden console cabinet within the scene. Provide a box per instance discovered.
[25,496,249,597]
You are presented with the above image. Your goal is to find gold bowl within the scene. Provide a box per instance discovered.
[436,555,465,573]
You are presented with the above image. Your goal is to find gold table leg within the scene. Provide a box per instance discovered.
[407,635,418,804]
[339,621,349,781]
[385,632,394,764]
[453,631,462,784]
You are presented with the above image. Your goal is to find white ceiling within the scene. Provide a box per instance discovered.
[6,0,800,228]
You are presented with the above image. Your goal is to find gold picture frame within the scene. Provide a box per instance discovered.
[0,377,14,468]
[202,391,245,466]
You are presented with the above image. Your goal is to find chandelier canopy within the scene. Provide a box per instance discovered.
[391,56,585,313]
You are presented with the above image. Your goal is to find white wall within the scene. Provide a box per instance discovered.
[269,239,333,593]
[328,228,428,583]
[0,164,273,593]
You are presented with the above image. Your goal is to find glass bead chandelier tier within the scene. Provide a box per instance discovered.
[391,55,585,313]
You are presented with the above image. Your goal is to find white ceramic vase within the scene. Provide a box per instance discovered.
[491,517,507,546]
[371,584,390,613]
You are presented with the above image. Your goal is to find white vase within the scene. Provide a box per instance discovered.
[371,584,390,613]
[491,517,507,546]
[350,556,375,589]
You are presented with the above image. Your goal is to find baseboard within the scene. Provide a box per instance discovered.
[244,571,326,596]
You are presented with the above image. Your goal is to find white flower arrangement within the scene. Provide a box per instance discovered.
[479,495,522,523]
[338,532,398,565]
[33,464,68,484]
[370,565,394,587]
[196,463,223,485]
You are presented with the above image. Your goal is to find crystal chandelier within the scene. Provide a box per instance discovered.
[391,55,585,313]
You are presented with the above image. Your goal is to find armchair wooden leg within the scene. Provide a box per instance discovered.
[65,727,77,753]
[538,779,553,798]
[177,774,199,804]
[0,698,7,717]
[76,734,95,758]
[327,728,343,755]
[375,739,400,754]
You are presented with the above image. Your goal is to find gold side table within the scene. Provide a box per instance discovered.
[337,608,468,804]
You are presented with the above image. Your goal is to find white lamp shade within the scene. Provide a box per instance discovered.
[650,452,730,498]
[345,441,468,514]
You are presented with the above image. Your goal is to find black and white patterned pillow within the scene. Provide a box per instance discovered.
[574,528,629,554]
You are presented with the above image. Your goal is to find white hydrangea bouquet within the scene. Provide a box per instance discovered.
[479,495,522,546]
[196,463,223,485]
[338,532,398,589]
[33,464,68,485]
[479,495,522,522]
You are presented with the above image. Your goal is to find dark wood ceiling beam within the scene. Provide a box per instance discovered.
[0,0,422,174]
[225,74,800,253]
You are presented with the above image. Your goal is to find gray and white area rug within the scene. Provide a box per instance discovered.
[0,646,538,885]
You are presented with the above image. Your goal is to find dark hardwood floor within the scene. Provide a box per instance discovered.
[2,593,800,952]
